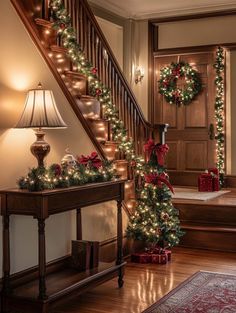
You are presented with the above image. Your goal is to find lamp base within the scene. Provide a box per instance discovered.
[30,129,50,168]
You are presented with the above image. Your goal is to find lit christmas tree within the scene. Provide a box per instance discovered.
[127,140,184,248]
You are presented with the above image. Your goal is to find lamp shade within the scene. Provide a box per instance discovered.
[15,83,67,128]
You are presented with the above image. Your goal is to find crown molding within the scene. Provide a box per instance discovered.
[135,3,236,20]
[88,0,131,18]
[88,1,236,20]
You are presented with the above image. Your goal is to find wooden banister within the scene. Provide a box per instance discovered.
[61,0,168,150]
[11,0,168,160]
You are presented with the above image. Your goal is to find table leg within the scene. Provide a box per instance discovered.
[76,208,82,240]
[2,214,10,295]
[38,218,47,300]
[116,200,124,288]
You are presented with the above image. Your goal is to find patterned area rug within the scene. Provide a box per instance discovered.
[172,188,230,201]
[143,271,236,313]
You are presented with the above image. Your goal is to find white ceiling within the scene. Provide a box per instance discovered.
[89,0,236,19]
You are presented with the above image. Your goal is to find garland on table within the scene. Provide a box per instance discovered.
[18,152,117,191]
[50,0,144,172]
[158,62,202,106]
[214,47,225,186]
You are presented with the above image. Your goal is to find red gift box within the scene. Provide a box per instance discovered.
[208,168,219,176]
[131,253,152,263]
[165,249,172,261]
[198,168,220,192]
[198,173,213,192]
[151,253,168,264]
[209,168,220,191]
[212,177,220,191]
[147,248,172,264]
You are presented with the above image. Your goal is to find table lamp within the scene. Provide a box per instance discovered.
[15,83,67,167]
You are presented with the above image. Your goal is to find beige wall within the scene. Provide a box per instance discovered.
[0,1,124,276]
[96,16,124,69]
[158,15,236,49]
[129,20,149,119]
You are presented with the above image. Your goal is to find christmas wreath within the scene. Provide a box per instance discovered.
[158,62,202,106]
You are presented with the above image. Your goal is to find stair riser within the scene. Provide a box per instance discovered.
[114,161,129,180]
[78,97,101,120]
[36,24,58,48]
[64,76,87,98]
[102,143,120,161]
[175,203,236,226]
[88,120,109,142]
[124,181,135,201]
[180,228,236,252]
[48,51,71,75]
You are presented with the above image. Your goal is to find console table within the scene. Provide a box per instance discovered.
[0,180,126,313]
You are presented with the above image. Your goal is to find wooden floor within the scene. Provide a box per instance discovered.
[52,247,236,313]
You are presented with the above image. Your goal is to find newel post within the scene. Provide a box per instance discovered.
[159,124,169,145]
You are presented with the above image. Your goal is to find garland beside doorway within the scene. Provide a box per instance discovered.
[214,47,225,186]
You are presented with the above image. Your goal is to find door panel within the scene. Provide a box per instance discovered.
[165,142,179,170]
[154,52,216,173]
[185,141,208,171]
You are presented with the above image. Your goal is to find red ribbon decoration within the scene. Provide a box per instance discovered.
[156,144,169,166]
[144,139,169,166]
[78,152,102,169]
[144,173,174,194]
[144,139,156,161]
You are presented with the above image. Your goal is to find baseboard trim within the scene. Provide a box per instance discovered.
[0,236,130,284]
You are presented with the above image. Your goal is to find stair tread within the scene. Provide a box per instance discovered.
[64,70,87,79]
[80,95,98,101]
[181,222,236,232]
[50,45,67,53]
[35,18,52,28]
[114,159,128,164]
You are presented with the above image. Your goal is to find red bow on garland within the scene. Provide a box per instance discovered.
[144,173,174,194]
[156,144,169,166]
[78,152,102,169]
[144,139,169,166]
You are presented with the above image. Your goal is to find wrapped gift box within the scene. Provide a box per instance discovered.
[212,177,220,191]
[131,253,152,263]
[198,173,213,192]
[151,253,167,264]
[208,168,220,191]
[71,240,91,271]
[198,168,220,192]
[131,249,171,264]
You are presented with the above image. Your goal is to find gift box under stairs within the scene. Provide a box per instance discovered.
[173,189,236,252]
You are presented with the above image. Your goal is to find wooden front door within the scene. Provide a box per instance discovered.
[154,52,216,173]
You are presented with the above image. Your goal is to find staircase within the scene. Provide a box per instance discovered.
[173,191,236,252]
[11,0,167,217]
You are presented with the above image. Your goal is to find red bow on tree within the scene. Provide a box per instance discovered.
[144,172,174,193]
[156,144,169,166]
[78,152,102,169]
[144,139,156,161]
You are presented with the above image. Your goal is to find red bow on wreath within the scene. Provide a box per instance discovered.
[144,139,169,166]
[144,173,174,194]
[78,152,102,169]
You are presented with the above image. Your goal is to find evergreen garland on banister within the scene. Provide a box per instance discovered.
[50,0,144,172]
[49,0,184,249]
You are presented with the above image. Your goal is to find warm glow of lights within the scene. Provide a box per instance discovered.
[57,58,65,63]
[8,73,31,91]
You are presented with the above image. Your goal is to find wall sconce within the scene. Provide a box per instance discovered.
[15,83,67,167]
[134,66,144,84]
